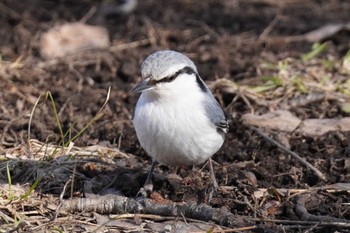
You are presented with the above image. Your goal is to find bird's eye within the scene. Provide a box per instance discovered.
[168,75,176,82]
[148,79,157,86]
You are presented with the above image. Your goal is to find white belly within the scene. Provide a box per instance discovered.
[132,93,224,166]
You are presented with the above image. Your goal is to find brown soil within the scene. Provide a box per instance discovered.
[0,0,350,232]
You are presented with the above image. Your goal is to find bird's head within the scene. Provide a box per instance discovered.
[130,50,202,96]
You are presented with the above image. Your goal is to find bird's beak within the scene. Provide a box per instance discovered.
[130,78,153,94]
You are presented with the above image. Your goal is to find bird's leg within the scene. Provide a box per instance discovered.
[205,158,219,203]
[136,160,157,198]
[208,158,219,190]
[144,160,157,186]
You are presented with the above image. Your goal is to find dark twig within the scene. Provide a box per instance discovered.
[303,222,322,233]
[249,126,327,181]
[295,194,350,223]
[53,177,72,220]
[249,218,350,228]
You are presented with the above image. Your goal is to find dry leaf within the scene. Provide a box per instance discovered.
[40,22,110,59]
[242,110,301,132]
[299,118,350,136]
[304,23,350,42]
[243,110,350,136]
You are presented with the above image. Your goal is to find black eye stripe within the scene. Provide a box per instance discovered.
[155,66,196,84]
[150,66,208,93]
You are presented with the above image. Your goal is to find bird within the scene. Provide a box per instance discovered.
[130,50,228,196]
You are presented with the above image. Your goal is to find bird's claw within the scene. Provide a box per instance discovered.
[136,180,154,198]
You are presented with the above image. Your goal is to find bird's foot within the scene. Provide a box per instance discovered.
[136,181,153,198]
[136,161,157,198]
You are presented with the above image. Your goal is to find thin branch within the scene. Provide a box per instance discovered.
[248,218,350,227]
[249,126,327,181]
[109,39,150,52]
[295,194,350,223]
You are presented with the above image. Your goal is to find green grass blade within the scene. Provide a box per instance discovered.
[54,122,76,155]
[46,91,64,142]
[28,93,45,141]
[20,177,42,200]
[301,42,328,62]
[69,112,104,143]
[6,162,14,200]
[293,76,308,93]
[67,87,110,145]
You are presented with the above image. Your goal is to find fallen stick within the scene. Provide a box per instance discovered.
[63,194,251,228]
[248,218,350,227]
[295,194,350,223]
[63,194,350,230]
[249,126,327,181]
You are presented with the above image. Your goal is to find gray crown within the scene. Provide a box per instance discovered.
[141,50,198,80]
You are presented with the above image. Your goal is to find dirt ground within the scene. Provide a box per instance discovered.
[1,0,350,232]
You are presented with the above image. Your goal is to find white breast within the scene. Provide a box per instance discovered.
[132,74,224,166]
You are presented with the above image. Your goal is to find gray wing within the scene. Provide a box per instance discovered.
[202,93,229,133]
[196,75,228,133]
